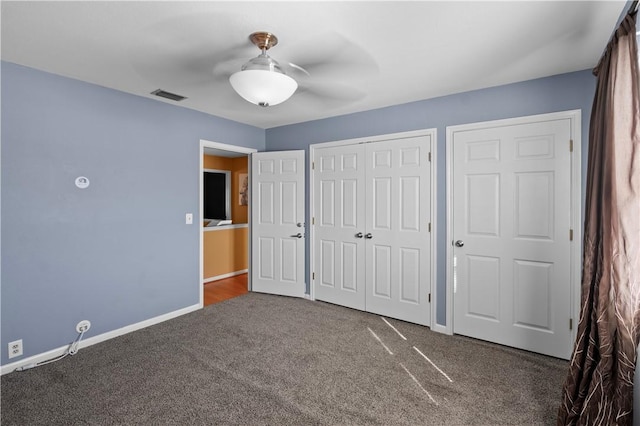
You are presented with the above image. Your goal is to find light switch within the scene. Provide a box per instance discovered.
[185,213,193,225]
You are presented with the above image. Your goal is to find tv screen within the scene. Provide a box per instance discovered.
[204,171,228,220]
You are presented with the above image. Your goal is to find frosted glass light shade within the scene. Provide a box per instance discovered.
[229,69,298,107]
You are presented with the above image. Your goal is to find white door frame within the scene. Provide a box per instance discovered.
[199,139,257,308]
[445,110,582,341]
[309,128,438,326]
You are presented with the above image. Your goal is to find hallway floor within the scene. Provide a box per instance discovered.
[203,273,248,307]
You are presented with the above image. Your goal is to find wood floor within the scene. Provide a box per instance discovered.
[203,273,249,307]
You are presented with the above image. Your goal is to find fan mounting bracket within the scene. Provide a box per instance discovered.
[249,32,278,51]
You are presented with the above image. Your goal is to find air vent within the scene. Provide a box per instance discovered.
[151,89,187,102]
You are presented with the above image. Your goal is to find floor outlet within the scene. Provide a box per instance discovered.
[76,320,91,333]
[8,339,23,359]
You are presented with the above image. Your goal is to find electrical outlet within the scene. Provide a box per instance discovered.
[76,320,91,333]
[8,339,23,359]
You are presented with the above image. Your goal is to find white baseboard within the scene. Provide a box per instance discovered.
[203,269,248,284]
[1,303,201,376]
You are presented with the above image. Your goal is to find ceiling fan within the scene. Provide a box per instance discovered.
[128,13,380,114]
[229,32,298,107]
[225,31,378,108]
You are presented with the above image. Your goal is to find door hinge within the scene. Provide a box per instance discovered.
[312,272,315,280]
[428,293,431,303]
[312,161,315,170]
[570,229,574,241]
[312,217,315,225]
[569,139,573,152]
[569,318,573,330]
[428,152,432,162]
[428,222,431,232]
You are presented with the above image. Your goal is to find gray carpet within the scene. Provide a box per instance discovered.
[1,293,567,425]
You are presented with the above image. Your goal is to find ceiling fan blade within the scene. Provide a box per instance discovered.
[282,62,311,80]
[296,81,367,105]
[127,9,258,86]
[129,38,252,91]
[211,56,246,79]
[282,32,379,82]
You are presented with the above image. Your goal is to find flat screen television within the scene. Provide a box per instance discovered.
[203,169,230,220]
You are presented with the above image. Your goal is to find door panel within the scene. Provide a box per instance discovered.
[314,144,366,310]
[400,248,420,303]
[513,260,553,331]
[364,136,432,326]
[258,237,275,280]
[452,119,572,359]
[467,174,499,236]
[251,151,305,298]
[372,245,391,298]
[467,255,500,320]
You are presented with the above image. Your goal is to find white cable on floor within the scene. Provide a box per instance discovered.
[15,330,86,372]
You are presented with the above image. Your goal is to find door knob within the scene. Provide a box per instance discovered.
[290,233,303,238]
[355,232,364,238]
[365,233,373,239]
[454,240,464,247]
[296,222,303,228]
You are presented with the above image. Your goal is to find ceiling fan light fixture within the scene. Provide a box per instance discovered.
[229,32,298,107]
[230,69,297,107]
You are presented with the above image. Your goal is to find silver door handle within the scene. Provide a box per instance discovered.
[454,240,464,247]
[365,233,373,239]
[290,233,303,238]
[355,232,364,238]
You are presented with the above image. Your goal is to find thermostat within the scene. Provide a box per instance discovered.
[75,176,90,189]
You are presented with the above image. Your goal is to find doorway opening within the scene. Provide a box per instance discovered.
[199,140,257,308]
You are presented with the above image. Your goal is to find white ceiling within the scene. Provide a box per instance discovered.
[1,1,626,129]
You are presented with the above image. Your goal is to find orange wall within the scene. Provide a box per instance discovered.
[203,155,233,170]
[202,154,250,281]
[203,227,249,279]
[203,154,248,224]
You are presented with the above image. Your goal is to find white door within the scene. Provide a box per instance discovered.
[314,144,366,310]
[451,118,573,359]
[314,135,433,326]
[251,150,305,298]
[365,136,432,326]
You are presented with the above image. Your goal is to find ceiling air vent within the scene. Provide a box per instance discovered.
[151,89,187,102]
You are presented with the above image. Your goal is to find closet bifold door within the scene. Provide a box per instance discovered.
[364,136,432,326]
[313,144,366,310]
[313,134,433,327]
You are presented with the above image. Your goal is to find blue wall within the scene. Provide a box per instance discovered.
[1,60,597,365]
[1,61,265,365]
[266,70,596,325]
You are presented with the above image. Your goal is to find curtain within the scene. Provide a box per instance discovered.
[558,10,640,426]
